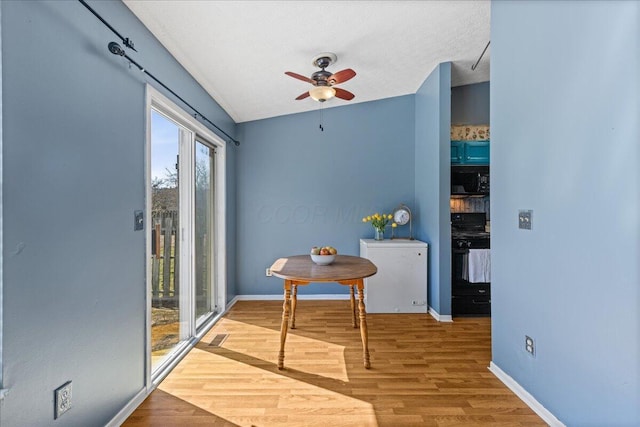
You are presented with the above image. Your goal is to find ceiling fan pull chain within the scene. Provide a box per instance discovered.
[319,104,324,131]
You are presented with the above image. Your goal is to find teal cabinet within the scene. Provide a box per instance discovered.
[464,141,490,164]
[451,141,464,163]
[451,140,490,164]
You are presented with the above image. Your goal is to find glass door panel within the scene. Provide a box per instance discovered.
[194,140,216,326]
[147,89,225,387]
[150,110,187,373]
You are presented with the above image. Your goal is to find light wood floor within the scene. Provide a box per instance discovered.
[124,300,545,426]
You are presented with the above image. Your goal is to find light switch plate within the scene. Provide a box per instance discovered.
[134,210,144,231]
[519,210,532,230]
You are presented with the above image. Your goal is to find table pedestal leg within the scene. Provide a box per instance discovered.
[278,281,292,370]
[349,285,357,328]
[290,284,298,329]
[357,281,370,369]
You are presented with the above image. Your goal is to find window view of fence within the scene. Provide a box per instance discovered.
[151,210,179,304]
[151,211,180,357]
[150,109,182,369]
[150,209,180,360]
[149,109,218,374]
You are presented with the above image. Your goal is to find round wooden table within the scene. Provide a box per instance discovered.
[269,254,377,370]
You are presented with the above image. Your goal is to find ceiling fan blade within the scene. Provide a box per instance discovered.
[295,91,310,100]
[334,87,355,101]
[285,71,314,84]
[328,68,356,85]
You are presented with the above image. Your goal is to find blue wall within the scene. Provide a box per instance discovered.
[491,1,639,425]
[451,81,490,125]
[414,63,451,316]
[6,1,635,425]
[1,1,235,425]
[236,96,415,295]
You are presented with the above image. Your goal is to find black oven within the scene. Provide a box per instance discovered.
[451,213,491,316]
[451,165,490,196]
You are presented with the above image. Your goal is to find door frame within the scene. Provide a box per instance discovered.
[144,85,227,388]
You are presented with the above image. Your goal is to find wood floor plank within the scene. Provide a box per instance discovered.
[123,300,546,426]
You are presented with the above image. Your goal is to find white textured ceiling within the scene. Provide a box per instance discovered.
[123,1,490,123]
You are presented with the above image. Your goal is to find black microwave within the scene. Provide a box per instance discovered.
[451,165,490,196]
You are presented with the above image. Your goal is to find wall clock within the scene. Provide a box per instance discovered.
[392,204,413,240]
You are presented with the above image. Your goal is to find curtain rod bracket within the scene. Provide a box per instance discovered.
[80,0,240,146]
[78,0,137,52]
[106,41,240,146]
[122,37,136,51]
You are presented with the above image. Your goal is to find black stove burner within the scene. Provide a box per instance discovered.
[451,212,489,241]
[452,231,490,239]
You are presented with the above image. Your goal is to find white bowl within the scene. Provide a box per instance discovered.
[310,254,336,265]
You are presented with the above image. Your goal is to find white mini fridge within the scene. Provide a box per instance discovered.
[359,239,428,313]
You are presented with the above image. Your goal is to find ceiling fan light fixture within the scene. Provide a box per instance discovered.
[309,86,336,102]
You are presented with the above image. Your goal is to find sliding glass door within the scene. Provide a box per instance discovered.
[194,141,216,326]
[148,96,224,378]
[150,111,184,373]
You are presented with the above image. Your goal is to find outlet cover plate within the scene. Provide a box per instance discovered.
[525,335,535,356]
[54,381,72,419]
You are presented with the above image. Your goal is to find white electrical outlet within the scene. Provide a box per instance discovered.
[265,268,272,277]
[54,381,72,419]
[525,335,535,356]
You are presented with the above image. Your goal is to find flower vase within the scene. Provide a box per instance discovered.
[374,228,384,240]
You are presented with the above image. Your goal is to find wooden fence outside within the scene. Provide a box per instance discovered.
[151,210,179,307]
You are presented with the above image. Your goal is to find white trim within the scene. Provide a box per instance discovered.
[213,138,226,313]
[178,127,195,341]
[144,82,153,393]
[428,306,453,322]
[195,298,236,340]
[151,300,238,387]
[235,294,351,301]
[0,3,4,392]
[227,295,242,306]
[106,298,239,427]
[489,361,565,427]
[152,338,196,388]
[104,387,148,427]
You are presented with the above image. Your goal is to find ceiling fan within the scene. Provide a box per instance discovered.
[285,53,356,102]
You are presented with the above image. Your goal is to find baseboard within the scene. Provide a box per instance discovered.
[428,306,453,322]
[226,295,242,306]
[235,294,350,301]
[105,387,148,427]
[489,362,565,427]
[107,298,240,427]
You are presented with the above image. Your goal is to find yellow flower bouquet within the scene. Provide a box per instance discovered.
[362,213,397,240]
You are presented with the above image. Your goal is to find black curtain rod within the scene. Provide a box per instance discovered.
[78,0,136,51]
[471,41,490,71]
[78,0,240,146]
[107,42,240,146]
